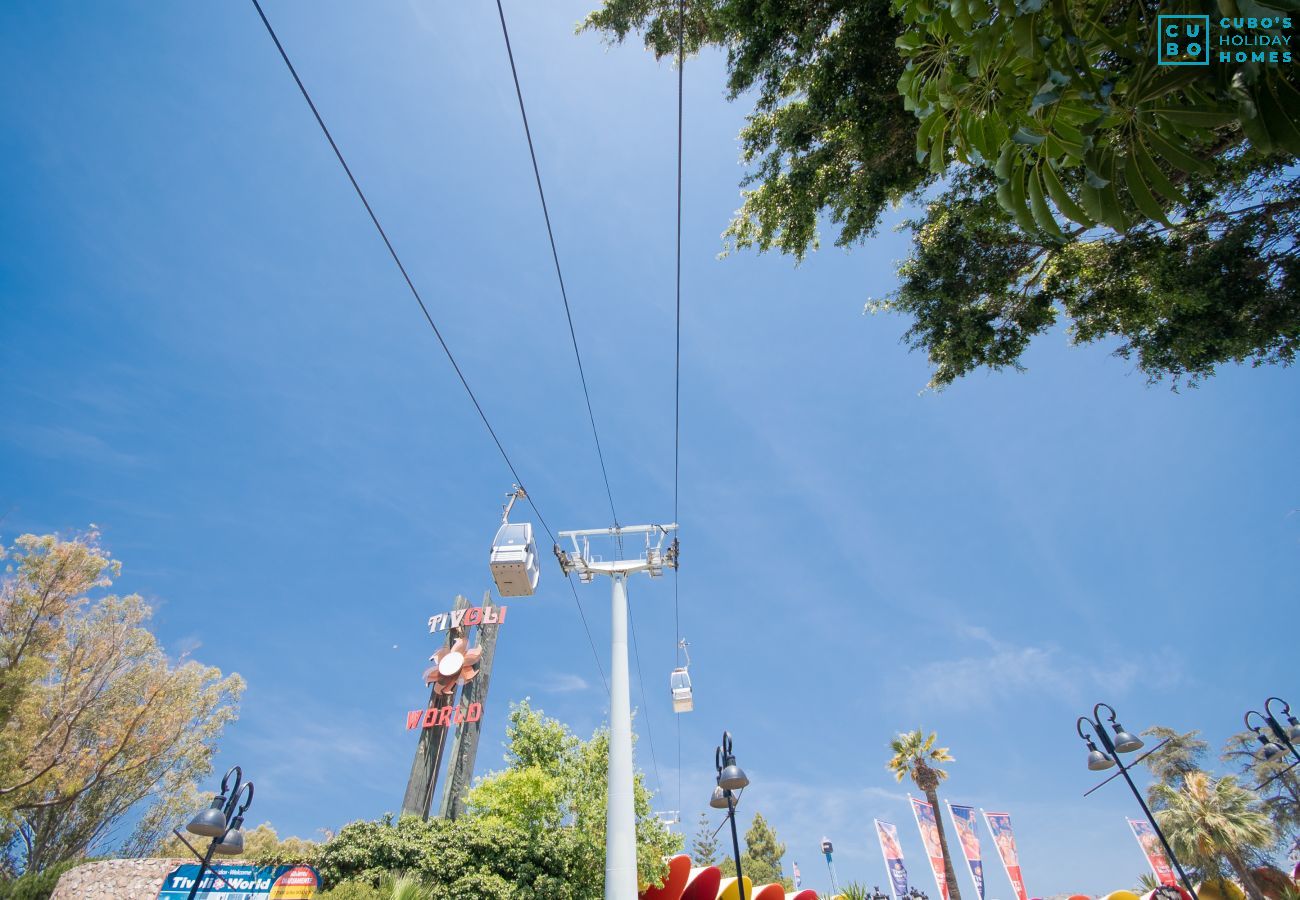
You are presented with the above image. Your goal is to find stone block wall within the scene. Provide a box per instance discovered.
[51,858,187,900]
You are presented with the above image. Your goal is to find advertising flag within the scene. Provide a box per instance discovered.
[910,797,950,900]
[947,804,985,900]
[982,811,1028,900]
[793,861,802,889]
[1128,818,1178,886]
[875,819,910,900]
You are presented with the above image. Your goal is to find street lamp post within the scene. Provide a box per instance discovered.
[557,524,678,900]
[172,766,255,900]
[1076,704,1197,900]
[710,731,750,900]
[821,837,839,897]
[1244,697,1300,766]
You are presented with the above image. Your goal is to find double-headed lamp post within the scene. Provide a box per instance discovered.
[1075,703,1196,900]
[1244,697,1300,766]
[709,731,750,900]
[175,766,255,900]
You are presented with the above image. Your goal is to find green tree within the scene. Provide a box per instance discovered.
[1223,730,1300,858]
[886,730,962,900]
[690,812,718,866]
[719,812,791,888]
[465,700,681,892]
[582,0,1300,388]
[0,533,243,875]
[157,822,317,865]
[1140,726,1209,808]
[1152,771,1274,900]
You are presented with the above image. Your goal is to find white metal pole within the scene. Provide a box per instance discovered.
[606,572,637,900]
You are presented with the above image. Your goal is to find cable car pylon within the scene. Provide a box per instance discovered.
[555,523,678,900]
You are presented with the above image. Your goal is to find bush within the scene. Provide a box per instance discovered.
[317,882,384,900]
[0,859,85,900]
[315,814,597,899]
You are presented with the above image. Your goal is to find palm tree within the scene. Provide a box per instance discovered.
[1152,771,1274,900]
[887,730,962,900]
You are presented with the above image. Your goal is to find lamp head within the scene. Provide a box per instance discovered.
[1258,736,1284,762]
[719,762,749,791]
[1285,715,1300,743]
[709,786,730,809]
[1111,724,1144,754]
[1086,741,1115,771]
[213,815,245,856]
[186,796,228,838]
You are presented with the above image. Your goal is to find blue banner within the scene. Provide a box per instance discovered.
[875,819,910,900]
[948,804,985,900]
[156,863,318,899]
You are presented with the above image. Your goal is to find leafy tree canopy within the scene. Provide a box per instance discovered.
[0,532,243,876]
[582,0,1299,388]
[319,700,680,898]
[689,811,718,866]
[718,812,791,889]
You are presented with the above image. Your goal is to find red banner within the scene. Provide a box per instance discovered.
[1128,819,1177,886]
[982,812,1028,900]
[910,798,949,900]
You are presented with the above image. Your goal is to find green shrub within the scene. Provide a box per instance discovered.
[0,859,86,900]
[315,814,596,899]
[317,881,385,900]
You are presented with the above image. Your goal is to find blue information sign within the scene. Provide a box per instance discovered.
[155,863,318,899]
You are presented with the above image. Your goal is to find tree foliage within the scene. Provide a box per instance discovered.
[1153,771,1274,900]
[1222,730,1300,859]
[582,0,1300,387]
[0,533,243,875]
[319,700,680,898]
[718,812,791,889]
[689,811,718,866]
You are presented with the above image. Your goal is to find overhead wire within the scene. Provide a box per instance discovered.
[493,0,670,797]
[672,0,686,820]
[247,0,608,695]
[493,0,620,536]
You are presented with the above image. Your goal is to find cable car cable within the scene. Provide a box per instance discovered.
[247,0,608,695]
[493,0,671,778]
[493,0,621,534]
[627,597,664,799]
[672,0,686,819]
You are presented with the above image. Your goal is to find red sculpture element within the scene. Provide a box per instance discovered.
[405,702,483,730]
[424,638,482,695]
[635,854,810,900]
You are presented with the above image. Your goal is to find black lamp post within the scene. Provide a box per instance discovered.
[1076,704,1197,900]
[1244,697,1300,766]
[710,731,749,900]
[172,765,255,900]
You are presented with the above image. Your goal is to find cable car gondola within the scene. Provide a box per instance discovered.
[489,487,539,598]
[670,638,693,713]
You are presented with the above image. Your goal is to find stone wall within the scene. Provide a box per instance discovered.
[51,858,186,900]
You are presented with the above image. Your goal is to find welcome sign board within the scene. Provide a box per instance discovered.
[156,863,318,899]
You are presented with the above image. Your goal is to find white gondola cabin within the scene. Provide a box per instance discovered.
[670,667,693,713]
[489,487,540,597]
[490,521,539,597]
[670,637,693,713]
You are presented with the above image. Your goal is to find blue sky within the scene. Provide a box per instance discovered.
[1,1,1297,896]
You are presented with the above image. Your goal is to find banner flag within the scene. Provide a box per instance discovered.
[793,862,802,889]
[947,804,985,900]
[1128,818,1177,886]
[875,819,910,900]
[982,811,1028,900]
[910,797,950,900]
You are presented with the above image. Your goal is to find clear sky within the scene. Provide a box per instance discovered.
[1,2,1297,896]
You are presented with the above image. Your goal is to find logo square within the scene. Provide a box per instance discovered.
[1158,15,1210,65]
